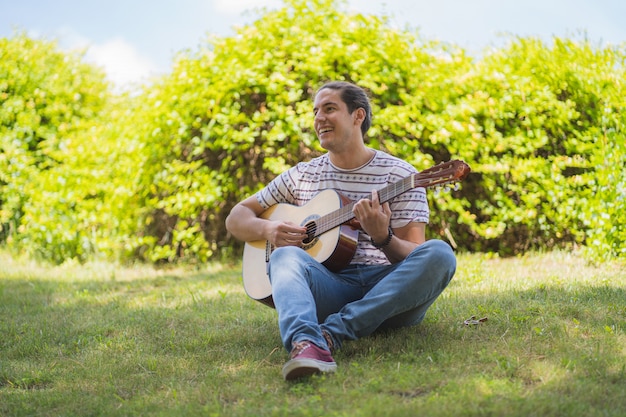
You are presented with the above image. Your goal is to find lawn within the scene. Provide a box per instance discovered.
[1,250,624,416]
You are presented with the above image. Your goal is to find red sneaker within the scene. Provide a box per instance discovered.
[282,341,337,380]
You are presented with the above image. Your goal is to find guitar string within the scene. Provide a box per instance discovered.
[306,163,460,238]
[311,176,415,238]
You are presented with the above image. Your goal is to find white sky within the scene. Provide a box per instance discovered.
[2,0,625,89]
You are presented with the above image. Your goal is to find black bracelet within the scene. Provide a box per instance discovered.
[371,226,394,248]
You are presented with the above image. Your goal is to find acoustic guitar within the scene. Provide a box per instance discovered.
[242,159,471,307]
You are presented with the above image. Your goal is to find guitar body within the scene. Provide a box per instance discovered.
[242,189,359,307]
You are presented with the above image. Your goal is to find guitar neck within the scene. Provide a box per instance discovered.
[313,175,417,238]
[310,160,469,238]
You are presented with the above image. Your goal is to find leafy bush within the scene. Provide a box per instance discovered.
[1,1,624,264]
[0,33,113,261]
[124,0,471,262]
[130,0,624,261]
[582,108,626,261]
[428,38,626,255]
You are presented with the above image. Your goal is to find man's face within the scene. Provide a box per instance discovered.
[313,88,361,152]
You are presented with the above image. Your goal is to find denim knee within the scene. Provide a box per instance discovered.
[270,246,305,264]
[416,239,455,264]
[268,246,310,284]
[404,239,457,287]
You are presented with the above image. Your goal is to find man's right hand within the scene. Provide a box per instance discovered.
[267,221,307,247]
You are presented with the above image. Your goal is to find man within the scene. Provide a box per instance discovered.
[225,81,456,380]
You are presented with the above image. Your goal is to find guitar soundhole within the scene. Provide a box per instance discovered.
[302,221,318,250]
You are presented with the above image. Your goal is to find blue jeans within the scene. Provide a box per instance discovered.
[268,239,456,352]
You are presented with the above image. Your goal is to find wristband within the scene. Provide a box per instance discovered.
[370,226,394,248]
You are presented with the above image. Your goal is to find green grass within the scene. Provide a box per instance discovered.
[1,250,625,417]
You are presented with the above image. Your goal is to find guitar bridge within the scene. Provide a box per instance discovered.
[301,237,318,251]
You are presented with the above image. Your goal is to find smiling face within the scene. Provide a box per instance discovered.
[313,88,364,154]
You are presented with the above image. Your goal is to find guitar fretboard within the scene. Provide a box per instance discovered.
[307,160,466,239]
[309,175,417,238]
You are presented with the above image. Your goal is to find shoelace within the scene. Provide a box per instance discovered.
[290,341,312,358]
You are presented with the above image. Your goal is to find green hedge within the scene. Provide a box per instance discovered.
[1,0,624,264]
[429,37,626,256]
[1,33,112,262]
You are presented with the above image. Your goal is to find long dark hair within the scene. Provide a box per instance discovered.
[316,81,372,136]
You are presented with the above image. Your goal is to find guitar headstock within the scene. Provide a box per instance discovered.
[413,159,471,189]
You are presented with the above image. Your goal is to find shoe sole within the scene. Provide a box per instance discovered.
[282,358,337,380]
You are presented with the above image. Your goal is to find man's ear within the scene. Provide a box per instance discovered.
[353,107,366,126]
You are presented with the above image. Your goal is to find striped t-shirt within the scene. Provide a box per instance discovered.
[256,150,429,265]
